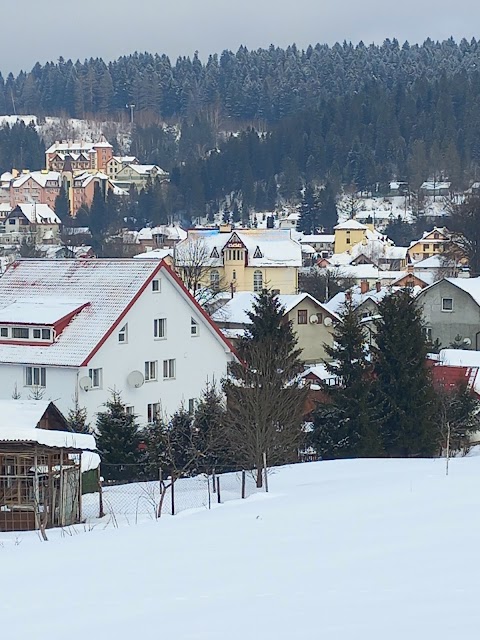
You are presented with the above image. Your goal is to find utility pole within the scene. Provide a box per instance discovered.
[126,104,135,125]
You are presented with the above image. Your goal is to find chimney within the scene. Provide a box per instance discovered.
[345,290,351,302]
[375,281,381,293]
[360,280,369,294]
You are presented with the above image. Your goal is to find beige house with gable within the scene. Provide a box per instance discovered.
[212,291,338,363]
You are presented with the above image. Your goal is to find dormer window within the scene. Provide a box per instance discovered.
[12,327,29,339]
[253,246,263,259]
[33,328,51,340]
[210,247,220,259]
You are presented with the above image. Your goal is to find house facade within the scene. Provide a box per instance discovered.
[10,171,61,209]
[0,259,236,425]
[175,228,302,295]
[415,277,480,349]
[2,204,61,244]
[212,292,338,364]
[45,140,114,173]
[114,164,168,191]
[408,227,451,263]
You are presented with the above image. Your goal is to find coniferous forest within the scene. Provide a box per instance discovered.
[3,39,480,221]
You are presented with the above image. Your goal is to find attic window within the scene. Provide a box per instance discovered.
[210,247,220,258]
[253,246,263,259]
[118,323,128,343]
[152,279,161,293]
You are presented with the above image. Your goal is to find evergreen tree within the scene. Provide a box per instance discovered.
[372,289,438,457]
[296,183,320,234]
[193,381,228,471]
[310,301,382,459]
[318,182,338,232]
[54,188,71,224]
[96,391,142,481]
[66,401,90,434]
[223,290,309,485]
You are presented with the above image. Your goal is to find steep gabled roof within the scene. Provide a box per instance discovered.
[0,259,235,368]
[416,276,480,308]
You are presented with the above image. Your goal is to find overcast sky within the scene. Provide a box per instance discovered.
[3,0,479,74]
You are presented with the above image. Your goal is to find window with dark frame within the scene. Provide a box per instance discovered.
[442,298,453,312]
[297,310,308,324]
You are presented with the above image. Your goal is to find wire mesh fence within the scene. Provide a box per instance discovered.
[82,465,260,524]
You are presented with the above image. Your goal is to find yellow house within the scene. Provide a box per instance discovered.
[407,227,451,262]
[333,219,373,254]
[174,228,302,295]
[211,292,339,363]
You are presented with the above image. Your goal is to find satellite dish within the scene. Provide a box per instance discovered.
[127,370,145,388]
[309,314,319,324]
[463,337,472,346]
[324,317,333,327]
[79,376,92,392]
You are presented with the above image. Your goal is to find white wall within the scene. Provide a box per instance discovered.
[0,363,78,414]
[78,268,233,425]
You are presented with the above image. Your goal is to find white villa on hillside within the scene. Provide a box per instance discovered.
[0,259,236,425]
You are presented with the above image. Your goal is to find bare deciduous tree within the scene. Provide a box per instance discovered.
[174,235,227,304]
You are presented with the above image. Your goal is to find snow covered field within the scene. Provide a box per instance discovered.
[1,457,480,639]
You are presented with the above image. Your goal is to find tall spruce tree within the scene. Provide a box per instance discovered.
[96,391,142,481]
[54,188,71,224]
[296,183,320,234]
[223,290,309,485]
[372,289,438,457]
[310,300,382,459]
[193,381,227,472]
[318,182,338,233]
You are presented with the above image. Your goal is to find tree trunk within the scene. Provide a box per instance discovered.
[256,467,263,488]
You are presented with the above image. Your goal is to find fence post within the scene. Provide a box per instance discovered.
[212,468,216,493]
[98,466,105,518]
[216,476,221,503]
[171,476,175,515]
[263,452,269,493]
[241,470,246,499]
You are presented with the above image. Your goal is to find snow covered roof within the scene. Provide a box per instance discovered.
[326,264,407,281]
[177,229,302,268]
[0,259,234,367]
[0,400,96,450]
[413,255,448,269]
[299,234,335,244]
[420,181,451,191]
[128,164,168,176]
[46,140,112,154]
[0,260,163,366]
[212,291,337,325]
[112,156,137,163]
[324,285,391,315]
[0,298,88,325]
[11,204,61,224]
[334,219,368,231]
[133,248,173,260]
[12,171,61,188]
[439,349,480,368]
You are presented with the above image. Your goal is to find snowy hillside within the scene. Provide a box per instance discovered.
[2,457,480,639]
[0,114,132,153]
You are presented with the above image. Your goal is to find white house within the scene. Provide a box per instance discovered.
[0,259,236,425]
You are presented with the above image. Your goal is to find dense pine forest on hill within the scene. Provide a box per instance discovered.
[2,39,480,225]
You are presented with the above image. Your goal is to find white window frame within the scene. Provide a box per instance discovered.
[88,368,103,389]
[25,366,46,388]
[125,405,135,416]
[145,360,158,382]
[253,270,263,293]
[0,327,8,338]
[441,297,453,312]
[191,317,199,337]
[154,318,167,339]
[163,359,176,379]
[147,402,161,423]
[12,327,30,339]
[188,398,196,414]
[118,323,128,344]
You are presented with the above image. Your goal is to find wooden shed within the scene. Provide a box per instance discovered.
[0,400,97,532]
